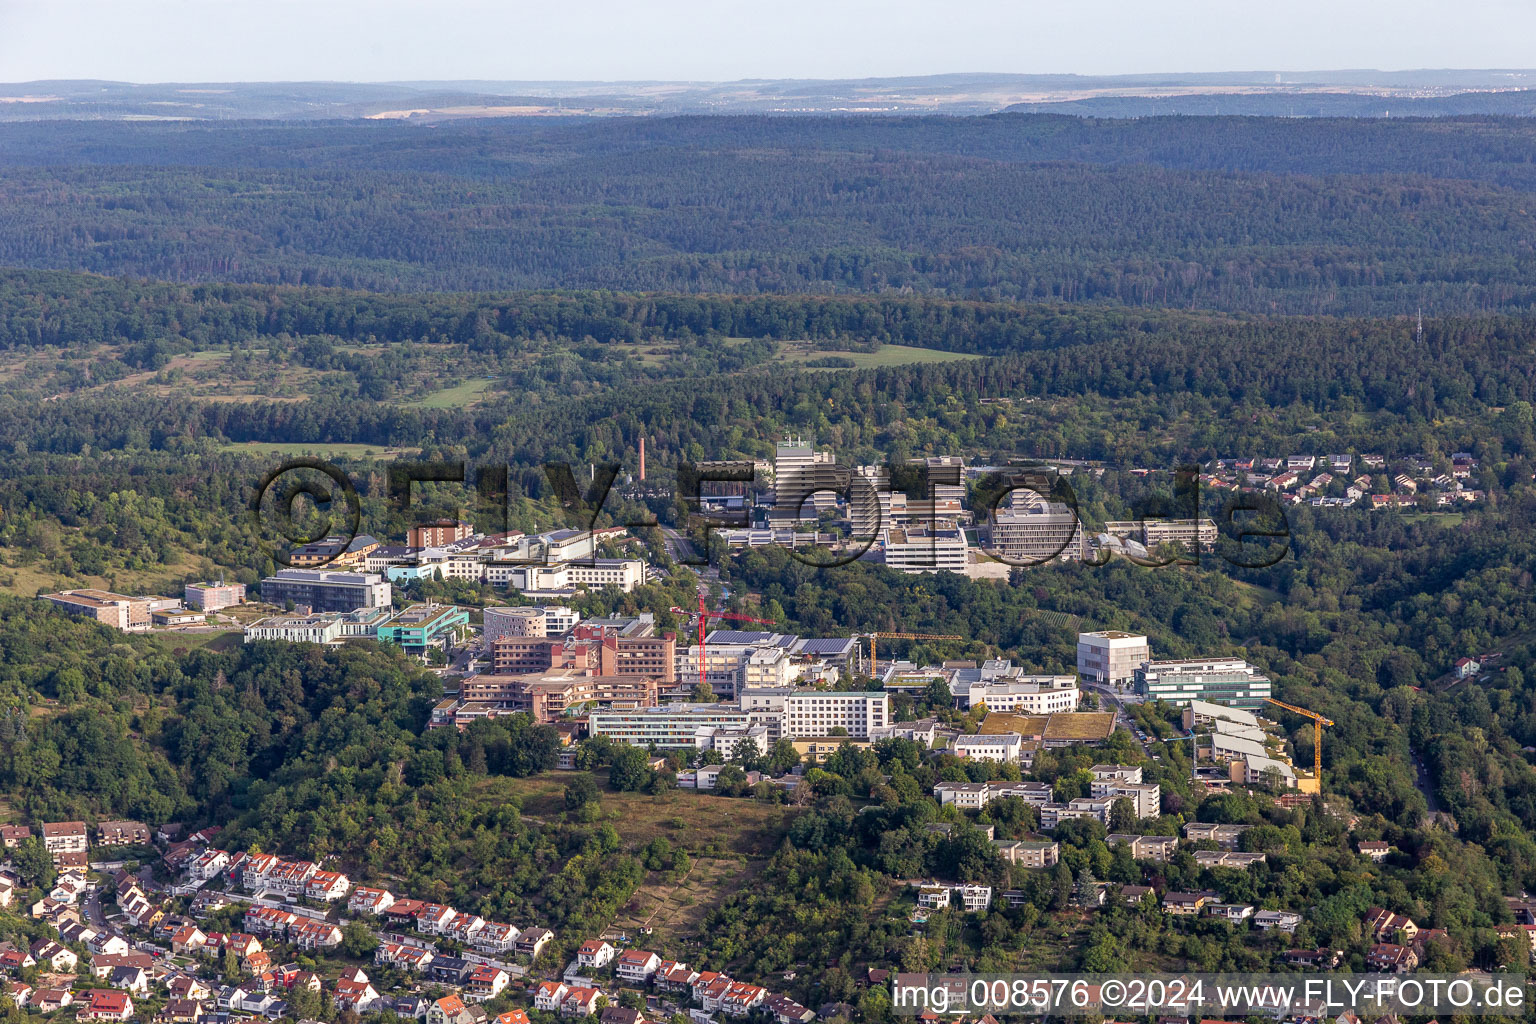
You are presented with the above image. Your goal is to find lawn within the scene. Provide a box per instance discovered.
[407,378,497,409]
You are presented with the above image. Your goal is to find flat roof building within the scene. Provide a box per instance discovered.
[1076,631,1150,687]
[1136,658,1272,710]
[259,569,392,613]
[184,582,246,612]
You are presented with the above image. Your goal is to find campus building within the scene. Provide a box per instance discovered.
[1135,657,1273,709]
[1076,631,1150,687]
[259,569,392,613]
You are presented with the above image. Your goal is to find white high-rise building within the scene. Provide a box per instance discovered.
[1076,631,1150,686]
[774,436,839,522]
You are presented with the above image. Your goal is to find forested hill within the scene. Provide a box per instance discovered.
[3,115,1536,312]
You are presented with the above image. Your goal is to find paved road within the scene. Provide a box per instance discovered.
[1085,683,1154,756]
[659,527,701,565]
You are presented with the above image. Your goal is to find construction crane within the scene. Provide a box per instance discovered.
[862,631,964,676]
[694,594,774,692]
[1264,697,1333,783]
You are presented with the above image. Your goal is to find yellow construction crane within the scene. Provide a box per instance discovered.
[1264,697,1333,792]
[864,632,964,674]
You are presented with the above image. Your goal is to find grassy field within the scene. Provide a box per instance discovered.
[408,377,497,408]
[217,441,413,460]
[776,343,984,369]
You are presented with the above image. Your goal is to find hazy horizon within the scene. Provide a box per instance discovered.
[4,0,1536,84]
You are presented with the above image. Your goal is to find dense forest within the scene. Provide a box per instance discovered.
[4,116,1536,310]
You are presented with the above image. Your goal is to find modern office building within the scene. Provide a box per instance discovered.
[40,590,153,631]
[773,436,840,522]
[184,582,246,612]
[989,499,1087,563]
[881,522,969,573]
[461,671,660,722]
[588,704,757,748]
[259,568,392,612]
[407,520,476,549]
[377,604,469,653]
[482,605,580,643]
[1102,518,1219,552]
[1076,631,1151,686]
[244,614,346,645]
[1136,657,1273,710]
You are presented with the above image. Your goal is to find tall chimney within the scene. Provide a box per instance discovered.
[639,437,646,481]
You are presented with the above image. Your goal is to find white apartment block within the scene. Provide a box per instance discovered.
[588,705,756,748]
[952,732,1024,763]
[1076,631,1150,686]
[963,675,1080,714]
[933,780,1052,808]
[781,691,888,738]
[486,559,645,593]
[244,615,344,645]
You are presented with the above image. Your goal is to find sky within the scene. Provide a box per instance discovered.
[2,0,1535,83]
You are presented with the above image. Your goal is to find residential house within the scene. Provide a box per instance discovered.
[349,887,396,916]
[95,822,151,847]
[1283,949,1342,969]
[171,926,207,955]
[599,1008,645,1024]
[721,982,768,1018]
[1364,907,1419,943]
[334,976,383,1014]
[415,903,458,935]
[1162,892,1213,916]
[0,826,32,848]
[4,981,31,1009]
[577,939,616,969]
[429,956,472,986]
[304,870,351,902]
[40,821,88,856]
[655,961,699,993]
[167,976,213,1002]
[159,998,204,1024]
[471,923,519,954]
[444,912,486,945]
[616,949,662,983]
[516,927,554,958]
[78,990,134,1022]
[1107,834,1179,863]
[29,939,78,972]
[0,946,35,973]
[465,966,510,1002]
[108,965,150,998]
[32,989,73,1014]
[429,994,487,1024]
[1193,850,1267,869]
[1253,910,1303,933]
[289,919,343,951]
[1366,944,1419,973]
[1205,903,1255,923]
[767,996,817,1024]
[534,982,570,1012]
[561,987,605,1017]
[1358,841,1390,862]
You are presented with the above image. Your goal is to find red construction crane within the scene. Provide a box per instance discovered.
[694,593,774,692]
